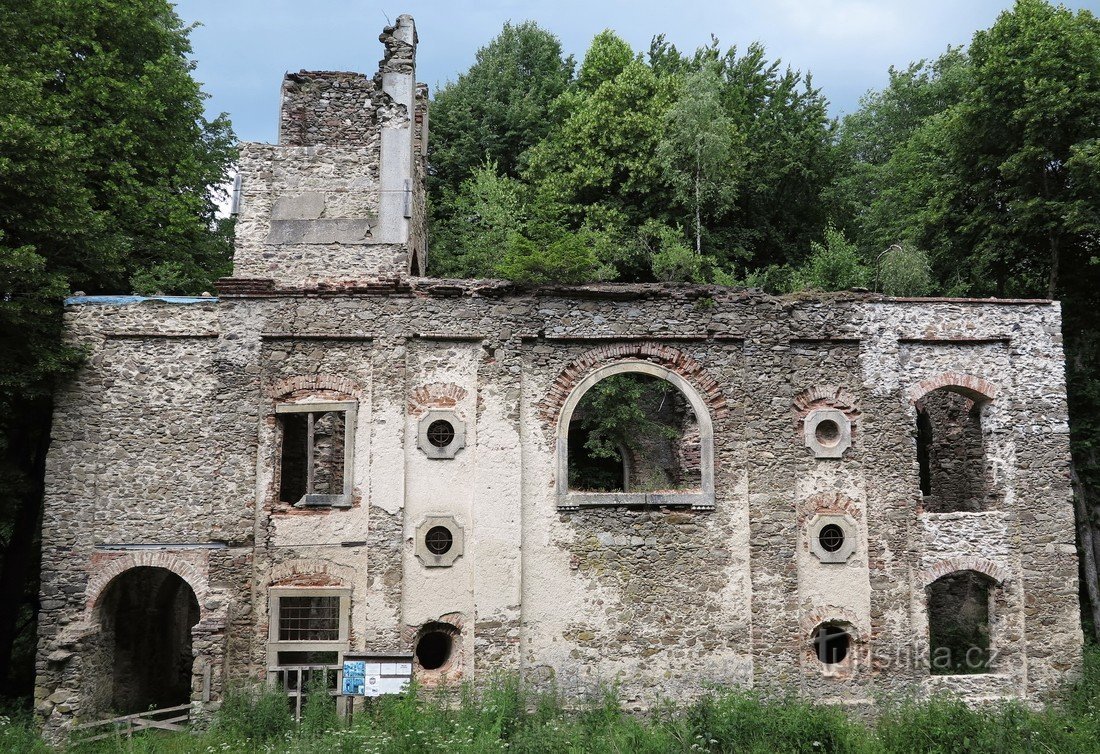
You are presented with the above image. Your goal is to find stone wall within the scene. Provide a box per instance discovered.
[231,14,424,286]
[35,285,1083,732]
[33,13,1083,736]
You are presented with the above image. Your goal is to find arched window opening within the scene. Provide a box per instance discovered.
[812,623,851,665]
[567,373,701,493]
[927,570,994,675]
[414,621,460,673]
[95,567,200,713]
[916,389,988,512]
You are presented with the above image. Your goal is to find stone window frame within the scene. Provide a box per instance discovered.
[807,513,858,563]
[415,515,465,567]
[803,408,853,459]
[275,399,358,507]
[266,587,351,669]
[556,360,715,511]
[416,409,466,460]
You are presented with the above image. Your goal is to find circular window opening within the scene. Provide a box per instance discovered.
[425,526,453,555]
[814,419,841,447]
[813,624,850,664]
[426,420,455,448]
[416,629,453,670]
[818,524,845,553]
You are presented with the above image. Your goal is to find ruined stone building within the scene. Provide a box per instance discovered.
[34,14,1083,729]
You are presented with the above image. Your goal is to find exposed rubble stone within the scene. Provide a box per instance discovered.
[34,13,1082,738]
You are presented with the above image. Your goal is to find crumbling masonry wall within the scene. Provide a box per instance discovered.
[34,13,1082,735]
[35,287,1083,728]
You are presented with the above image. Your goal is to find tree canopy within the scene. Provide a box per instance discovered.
[0,0,234,699]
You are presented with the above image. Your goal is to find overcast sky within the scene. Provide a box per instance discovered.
[173,0,1099,144]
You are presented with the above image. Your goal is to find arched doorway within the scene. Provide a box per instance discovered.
[95,567,200,713]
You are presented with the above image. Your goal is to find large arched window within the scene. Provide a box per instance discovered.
[556,361,714,510]
[910,374,997,513]
[915,390,990,512]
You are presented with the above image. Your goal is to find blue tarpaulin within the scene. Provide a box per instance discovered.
[64,295,218,306]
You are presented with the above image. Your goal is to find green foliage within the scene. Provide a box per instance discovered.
[0,713,50,754]
[640,221,704,283]
[876,244,933,296]
[657,64,743,254]
[29,655,1100,751]
[429,21,574,194]
[431,161,528,278]
[524,55,677,237]
[494,225,611,285]
[875,697,1090,754]
[0,0,235,702]
[208,684,294,743]
[795,227,871,291]
[577,30,636,91]
[299,678,340,737]
[687,692,867,753]
[572,375,681,462]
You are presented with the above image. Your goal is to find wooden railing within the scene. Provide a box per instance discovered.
[69,703,193,745]
[267,663,344,720]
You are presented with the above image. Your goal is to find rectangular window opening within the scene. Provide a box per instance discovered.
[276,401,355,507]
[277,595,340,641]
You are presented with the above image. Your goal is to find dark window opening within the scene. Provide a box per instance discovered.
[416,628,453,670]
[277,651,339,666]
[568,373,700,493]
[278,596,340,641]
[426,419,455,448]
[818,524,845,553]
[916,408,933,497]
[928,571,993,675]
[568,425,626,492]
[815,419,841,447]
[279,410,347,504]
[813,624,850,664]
[916,390,988,512]
[425,526,453,555]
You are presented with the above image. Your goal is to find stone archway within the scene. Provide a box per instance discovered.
[94,567,200,713]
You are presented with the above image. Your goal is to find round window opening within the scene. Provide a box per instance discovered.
[813,624,850,665]
[416,630,453,671]
[818,524,845,553]
[425,526,453,555]
[426,420,455,448]
[814,419,841,447]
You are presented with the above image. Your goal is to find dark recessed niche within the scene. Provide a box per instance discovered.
[416,628,453,670]
[426,419,455,448]
[813,624,850,664]
[425,526,453,555]
[818,523,845,553]
[815,419,841,447]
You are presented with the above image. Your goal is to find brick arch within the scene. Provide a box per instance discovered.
[266,558,356,588]
[85,552,208,620]
[909,372,997,405]
[267,374,364,400]
[540,342,727,425]
[408,382,468,416]
[801,605,866,639]
[796,491,863,524]
[919,556,1010,588]
[793,385,859,418]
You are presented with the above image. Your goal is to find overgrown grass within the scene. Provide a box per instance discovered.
[5,650,1100,753]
